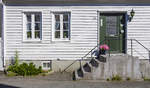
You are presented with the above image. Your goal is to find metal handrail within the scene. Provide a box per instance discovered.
[62,39,106,73]
[62,38,150,73]
[133,39,150,52]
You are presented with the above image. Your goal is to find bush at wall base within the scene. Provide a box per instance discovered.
[7,62,42,76]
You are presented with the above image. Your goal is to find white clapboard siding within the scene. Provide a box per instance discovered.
[4,6,150,60]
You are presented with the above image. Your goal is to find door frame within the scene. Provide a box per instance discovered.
[97,11,128,54]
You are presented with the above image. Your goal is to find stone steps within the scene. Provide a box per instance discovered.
[73,54,142,80]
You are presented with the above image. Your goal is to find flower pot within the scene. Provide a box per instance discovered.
[100,50,106,55]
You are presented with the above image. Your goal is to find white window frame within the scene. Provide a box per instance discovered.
[52,12,71,41]
[23,12,42,42]
[42,61,51,70]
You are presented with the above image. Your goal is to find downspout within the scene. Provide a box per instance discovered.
[1,0,5,69]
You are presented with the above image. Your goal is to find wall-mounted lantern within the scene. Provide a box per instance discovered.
[129,9,135,21]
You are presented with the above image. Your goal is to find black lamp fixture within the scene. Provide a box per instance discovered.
[130,9,135,18]
[129,9,135,21]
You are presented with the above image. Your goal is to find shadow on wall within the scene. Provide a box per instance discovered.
[0,84,20,88]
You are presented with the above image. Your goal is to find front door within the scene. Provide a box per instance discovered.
[100,13,126,53]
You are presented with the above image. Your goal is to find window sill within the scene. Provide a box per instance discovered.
[52,39,70,42]
[23,39,42,43]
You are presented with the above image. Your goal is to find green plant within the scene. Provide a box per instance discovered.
[143,77,150,81]
[7,62,42,76]
[7,71,17,77]
[106,78,110,81]
[111,75,122,81]
[126,77,131,81]
[14,51,19,66]
[7,52,42,76]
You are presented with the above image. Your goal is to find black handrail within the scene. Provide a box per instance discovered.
[62,39,106,73]
[133,39,150,52]
[62,38,150,73]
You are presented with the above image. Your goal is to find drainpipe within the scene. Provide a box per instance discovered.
[1,0,5,70]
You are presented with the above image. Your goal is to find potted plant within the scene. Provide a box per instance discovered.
[99,44,109,55]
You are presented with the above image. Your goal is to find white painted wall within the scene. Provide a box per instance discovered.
[4,6,150,61]
[0,38,3,70]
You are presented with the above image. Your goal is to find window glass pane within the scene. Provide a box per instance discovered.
[63,31,68,38]
[35,23,40,30]
[63,14,68,21]
[27,31,32,38]
[26,14,31,22]
[43,63,46,68]
[55,22,60,30]
[35,31,40,38]
[35,13,41,39]
[27,23,31,31]
[55,15,60,22]
[63,23,68,30]
[55,31,60,38]
[35,14,41,22]
[106,16,117,36]
[47,63,50,68]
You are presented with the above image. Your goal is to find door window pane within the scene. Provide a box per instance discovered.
[106,16,117,36]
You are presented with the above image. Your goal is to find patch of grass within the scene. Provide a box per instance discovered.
[143,77,150,81]
[7,71,17,77]
[40,73,47,76]
[42,69,52,73]
[126,77,131,81]
[111,75,122,81]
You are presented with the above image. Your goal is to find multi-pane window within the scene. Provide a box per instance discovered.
[42,61,51,70]
[53,12,70,40]
[24,12,42,40]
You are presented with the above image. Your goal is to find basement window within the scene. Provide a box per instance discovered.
[42,61,51,70]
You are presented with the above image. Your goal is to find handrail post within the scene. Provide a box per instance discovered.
[108,39,110,57]
[131,39,133,57]
[80,59,82,68]
[91,50,92,58]
[149,51,150,63]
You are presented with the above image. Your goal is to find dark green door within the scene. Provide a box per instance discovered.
[100,13,126,53]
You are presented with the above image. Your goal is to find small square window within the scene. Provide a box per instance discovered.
[42,61,51,70]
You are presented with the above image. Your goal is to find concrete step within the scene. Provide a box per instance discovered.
[96,55,107,62]
[77,68,84,78]
[73,70,83,80]
[89,58,99,67]
[83,63,92,73]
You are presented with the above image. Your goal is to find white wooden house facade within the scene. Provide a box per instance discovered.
[0,0,150,71]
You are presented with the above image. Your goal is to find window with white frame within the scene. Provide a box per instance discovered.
[23,12,42,41]
[52,12,70,40]
[42,61,51,70]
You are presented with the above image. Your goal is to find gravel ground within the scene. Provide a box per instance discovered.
[0,73,149,88]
